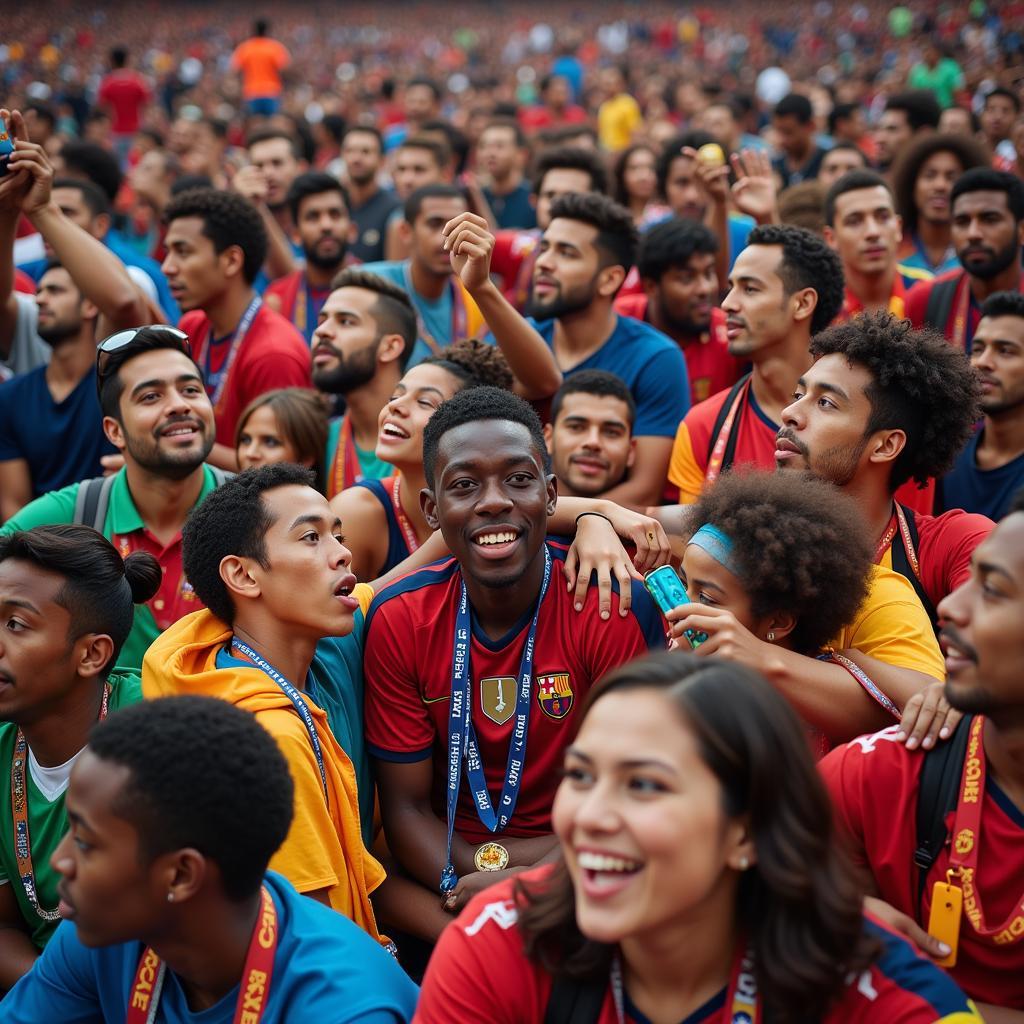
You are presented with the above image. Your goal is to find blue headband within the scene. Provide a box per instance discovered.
[686,523,739,574]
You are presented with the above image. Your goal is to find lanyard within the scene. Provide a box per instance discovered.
[706,377,750,486]
[389,475,421,555]
[231,639,329,808]
[947,715,1024,944]
[874,504,921,579]
[126,884,278,1024]
[610,942,759,1024]
[294,277,330,345]
[11,684,110,922]
[402,263,468,356]
[196,296,262,409]
[439,546,551,895]
[328,414,363,498]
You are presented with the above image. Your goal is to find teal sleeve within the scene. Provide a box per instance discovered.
[1,483,82,534]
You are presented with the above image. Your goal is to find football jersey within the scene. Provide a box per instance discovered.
[364,541,665,844]
[821,725,1024,1007]
[415,867,984,1023]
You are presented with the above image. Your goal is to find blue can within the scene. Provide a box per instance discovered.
[643,566,707,649]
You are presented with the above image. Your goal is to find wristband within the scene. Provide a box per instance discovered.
[574,511,613,529]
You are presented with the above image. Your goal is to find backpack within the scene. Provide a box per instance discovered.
[891,504,939,629]
[71,467,232,532]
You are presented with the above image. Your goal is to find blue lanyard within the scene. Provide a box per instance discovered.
[203,295,262,406]
[231,639,329,808]
[440,546,551,895]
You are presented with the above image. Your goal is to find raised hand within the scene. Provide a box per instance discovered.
[730,148,780,225]
[441,211,495,292]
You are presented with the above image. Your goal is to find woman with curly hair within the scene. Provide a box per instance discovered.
[330,338,513,580]
[415,652,980,1024]
[613,143,666,228]
[891,132,989,276]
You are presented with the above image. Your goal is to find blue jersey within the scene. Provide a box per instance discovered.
[940,428,1024,523]
[0,871,418,1023]
[354,476,411,576]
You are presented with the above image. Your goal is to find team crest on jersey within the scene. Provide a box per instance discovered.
[480,676,517,725]
[537,672,574,720]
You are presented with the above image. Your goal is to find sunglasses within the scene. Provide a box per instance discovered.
[96,326,192,389]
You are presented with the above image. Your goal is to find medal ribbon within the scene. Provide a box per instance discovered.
[874,504,921,580]
[947,715,1024,944]
[705,377,751,486]
[328,414,363,498]
[126,884,278,1024]
[389,475,420,555]
[231,639,329,808]
[439,546,551,895]
[11,684,110,922]
[610,942,759,1024]
[196,295,262,410]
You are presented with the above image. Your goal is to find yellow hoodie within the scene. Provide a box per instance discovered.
[142,608,385,942]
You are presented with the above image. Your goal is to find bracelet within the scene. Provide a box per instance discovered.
[574,511,613,528]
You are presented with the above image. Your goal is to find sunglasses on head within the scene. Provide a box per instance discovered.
[96,326,192,389]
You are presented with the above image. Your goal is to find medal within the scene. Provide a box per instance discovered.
[474,842,510,872]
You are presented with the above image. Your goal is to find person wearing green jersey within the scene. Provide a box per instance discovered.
[0,524,159,987]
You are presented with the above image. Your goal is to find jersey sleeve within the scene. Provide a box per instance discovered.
[364,598,436,761]
[630,344,690,438]
[0,483,80,535]
[922,511,993,596]
[264,711,341,893]
[667,416,707,503]
[834,568,945,682]
[583,581,665,683]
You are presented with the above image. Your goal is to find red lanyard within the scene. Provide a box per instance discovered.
[126,884,278,1024]
[874,503,922,580]
[948,716,1024,944]
[328,414,363,499]
[611,941,759,1024]
[389,474,421,555]
[705,377,751,486]
[11,684,110,922]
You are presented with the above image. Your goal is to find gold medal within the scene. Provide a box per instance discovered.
[474,842,510,872]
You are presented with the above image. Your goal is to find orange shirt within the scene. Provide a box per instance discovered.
[231,37,290,99]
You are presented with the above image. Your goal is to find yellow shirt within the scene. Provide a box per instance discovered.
[598,93,642,151]
[829,565,944,682]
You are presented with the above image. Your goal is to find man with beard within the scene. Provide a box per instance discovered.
[614,217,743,405]
[906,169,1024,353]
[363,386,663,945]
[820,498,1024,1016]
[341,126,400,263]
[775,312,993,627]
[1,327,229,671]
[311,269,417,496]
[162,188,311,468]
[525,192,689,507]
[264,173,358,345]
[941,293,1024,521]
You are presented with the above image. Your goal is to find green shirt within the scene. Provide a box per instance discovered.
[908,59,965,109]
[0,671,141,948]
[1,466,223,671]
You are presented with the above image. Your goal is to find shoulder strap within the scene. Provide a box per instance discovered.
[545,973,608,1024]
[706,372,751,471]
[914,713,975,914]
[891,505,939,629]
[923,276,960,333]
[72,476,116,533]
[207,465,233,487]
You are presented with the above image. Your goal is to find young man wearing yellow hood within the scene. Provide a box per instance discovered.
[141,463,386,942]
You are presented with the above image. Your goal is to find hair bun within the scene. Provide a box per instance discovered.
[123,550,162,605]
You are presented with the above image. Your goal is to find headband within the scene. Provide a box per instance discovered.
[686,523,739,575]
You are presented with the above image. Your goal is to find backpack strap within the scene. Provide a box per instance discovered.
[71,475,117,534]
[545,973,608,1024]
[891,505,939,629]
[207,465,234,487]
[705,372,751,476]
[914,714,975,915]
[923,276,960,336]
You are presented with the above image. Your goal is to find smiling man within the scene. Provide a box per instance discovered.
[821,499,1024,1016]
[363,386,663,945]
[142,464,387,941]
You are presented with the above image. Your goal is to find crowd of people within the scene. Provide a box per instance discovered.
[0,2,1021,1021]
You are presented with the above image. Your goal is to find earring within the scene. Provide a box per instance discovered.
[766,631,775,642]
[739,856,750,871]
[167,892,174,903]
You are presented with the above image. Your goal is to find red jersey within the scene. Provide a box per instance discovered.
[179,302,311,447]
[364,542,664,844]
[821,725,1024,1007]
[97,70,151,134]
[613,294,743,405]
[415,868,983,1023]
[834,273,910,324]
[490,229,540,310]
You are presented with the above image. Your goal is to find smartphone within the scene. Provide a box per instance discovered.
[643,566,707,649]
[0,120,13,177]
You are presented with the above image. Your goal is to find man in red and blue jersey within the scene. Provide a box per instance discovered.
[363,387,663,946]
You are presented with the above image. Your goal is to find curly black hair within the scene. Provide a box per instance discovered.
[746,224,845,334]
[890,133,989,235]
[422,338,513,392]
[531,146,609,197]
[422,386,551,489]
[163,188,268,284]
[810,312,981,490]
[636,217,718,283]
[182,463,317,625]
[89,695,293,902]
[685,471,872,654]
[547,192,637,272]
